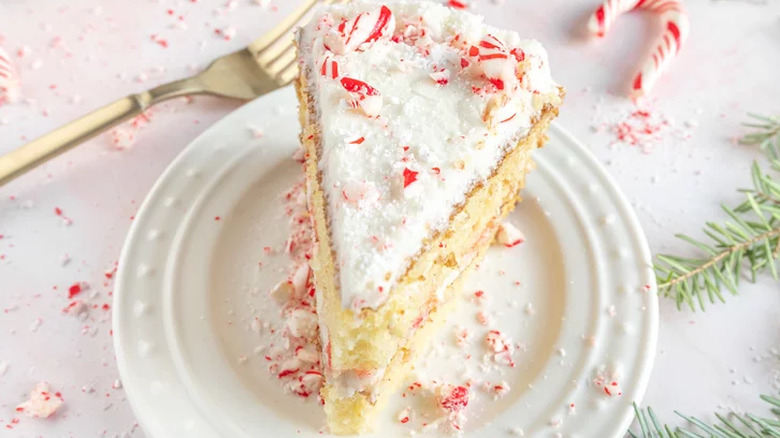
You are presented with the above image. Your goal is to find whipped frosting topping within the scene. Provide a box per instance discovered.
[297,1,560,310]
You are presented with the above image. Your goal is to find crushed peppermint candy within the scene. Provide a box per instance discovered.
[591,98,691,154]
[435,384,470,431]
[454,326,472,347]
[485,330,516,367]
[342,180,380,205]
[495,222,524,247]
[261,178,323,400]
[475,310,490,326]
[16,382,64,418]
[397,406,412,424]
[67,282,88,299]
[402,167,419,188]
[324,5,395,55]
[484,380,510,400]
[340,76,382,117]
[107,111,154,150]
[446,0,471,9]
[593,364,623,397]
[429,69,451,85]
[318,53,340,79]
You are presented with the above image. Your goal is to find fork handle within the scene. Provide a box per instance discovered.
[0,93,152,187]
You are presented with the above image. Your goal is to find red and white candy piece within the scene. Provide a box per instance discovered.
[485,329,513,353]
[397,406,412,424]
[324,5,395,55]
[0,46,21,104]
[342,180,380,205]
[16,382,63,418]
[429,69,450,86]
[588,0,689,97]
[286,308,317,339]
[495,221,524,247]
[290,262,311,298]
[340,77,382,117]
[318,53,340,79]
[436,384,470,414]
[298,370,324,394]
[466,34,521,91]
[488,381,511,400]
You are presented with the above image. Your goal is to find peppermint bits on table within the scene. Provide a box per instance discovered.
[16,382,64,418]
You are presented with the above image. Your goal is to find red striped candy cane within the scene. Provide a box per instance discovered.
[0,46,21,103]
[588,0,689,97]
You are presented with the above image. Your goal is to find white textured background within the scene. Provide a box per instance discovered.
[0,0,779,436]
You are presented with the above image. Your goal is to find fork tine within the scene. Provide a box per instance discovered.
[257,32,307,67]
[254,0,353,62]
[248,0,319,56]
[267,48,298,75]
[253,0,346,63]
[262,0,353,86]
[276,63,299,86]
[256,38,295,65]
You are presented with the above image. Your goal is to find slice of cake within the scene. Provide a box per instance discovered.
[294,2,563,433]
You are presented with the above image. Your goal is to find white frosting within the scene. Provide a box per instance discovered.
[297,1,559,310]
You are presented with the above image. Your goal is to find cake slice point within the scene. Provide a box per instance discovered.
[294,2,563,434]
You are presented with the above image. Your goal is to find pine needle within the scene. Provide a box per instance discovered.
[655,114,780,311]
[627,392,780,438]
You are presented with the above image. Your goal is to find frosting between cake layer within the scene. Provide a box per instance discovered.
[297,1,560,310]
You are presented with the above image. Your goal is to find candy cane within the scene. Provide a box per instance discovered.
[588,0,689,98]
[0,46,21,104]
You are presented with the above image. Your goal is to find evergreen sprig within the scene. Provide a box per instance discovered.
[654,114,780,311]
[740,113,780,169]
[626,392,780,438]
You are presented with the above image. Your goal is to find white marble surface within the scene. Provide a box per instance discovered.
[0,0,778,437]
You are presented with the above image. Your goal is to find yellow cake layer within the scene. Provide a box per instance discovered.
[296,69,561,434]
[321,247,483,435]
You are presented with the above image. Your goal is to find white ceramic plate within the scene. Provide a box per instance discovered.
[113,86,658,438]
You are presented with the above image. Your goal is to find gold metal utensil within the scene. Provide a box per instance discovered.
[0,0,346,187]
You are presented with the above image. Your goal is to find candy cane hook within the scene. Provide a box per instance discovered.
[0,46,21,104]
[588,0,690,98]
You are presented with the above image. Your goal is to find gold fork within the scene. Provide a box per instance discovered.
[0,0,347,187]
